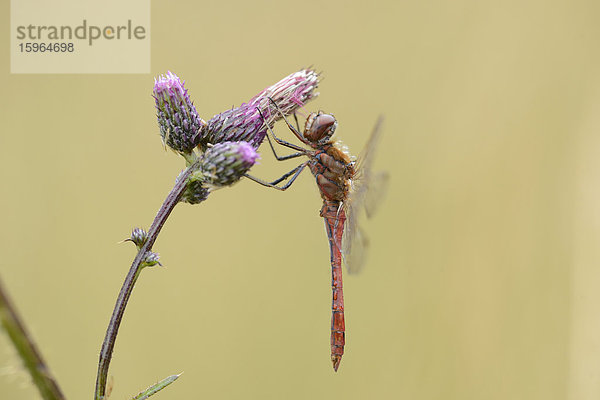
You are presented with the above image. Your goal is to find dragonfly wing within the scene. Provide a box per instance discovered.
[364,171,389,218]
[342,209,369,275]
[352,115,388,218]
[341,116,386,274]
[353,116,384,179]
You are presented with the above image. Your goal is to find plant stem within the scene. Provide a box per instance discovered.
[0,277,65,400]
[94,162,197,400]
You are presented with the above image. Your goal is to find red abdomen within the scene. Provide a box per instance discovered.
[321,201,346,371]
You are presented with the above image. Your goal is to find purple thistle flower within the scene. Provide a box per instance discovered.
[153,71,206,155]
[201,68,319,150]
[197,141,260,188]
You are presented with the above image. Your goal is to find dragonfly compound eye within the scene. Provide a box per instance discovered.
[305,112,337,143]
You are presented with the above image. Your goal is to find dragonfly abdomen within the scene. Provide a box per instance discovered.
[322,201,347,372]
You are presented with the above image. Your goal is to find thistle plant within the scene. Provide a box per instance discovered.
[91,68,319,400]
[0,68,318,400]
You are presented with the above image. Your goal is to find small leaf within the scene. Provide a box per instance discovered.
[131,373,182,400]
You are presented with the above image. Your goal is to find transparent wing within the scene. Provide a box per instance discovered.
[364,170,389,218]
[342,199,369,275]
[342,116,387,274]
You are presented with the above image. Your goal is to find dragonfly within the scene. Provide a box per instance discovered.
[246,99,386,372]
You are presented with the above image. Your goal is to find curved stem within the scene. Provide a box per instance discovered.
[0,277,65,400]
[94,162,198,400]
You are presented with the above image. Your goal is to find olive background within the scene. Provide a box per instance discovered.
[2,1,600,399]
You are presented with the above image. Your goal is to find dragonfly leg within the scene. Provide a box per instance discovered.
[244,161,308,191]
[293,112,301,133]
[257,107,308,154]
[263,128,307,161]
[267,97,308,145]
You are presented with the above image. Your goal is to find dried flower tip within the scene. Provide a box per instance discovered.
[142,252,162,268]
[154,71,206,154]
[126,227,148,248]
[201,68,320,150]
[198,141,259,188]
[252,68,320,126]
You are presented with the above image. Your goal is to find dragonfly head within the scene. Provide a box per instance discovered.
[304,111,337,146]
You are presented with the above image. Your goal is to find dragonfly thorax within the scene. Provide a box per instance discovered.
[304,111,337,147]
[311,146,354,202]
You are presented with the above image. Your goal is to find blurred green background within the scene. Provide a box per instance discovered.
[2,0,600,399]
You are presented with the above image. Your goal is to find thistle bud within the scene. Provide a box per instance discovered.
[153,71,206,154]
[127,227,148,248]
[181,180,210,204]
[201,68,319,150]
[197,141,260,188]
[201,101,265,150]
[142,252,162,268]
